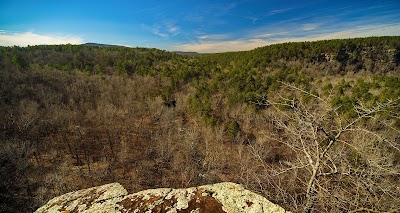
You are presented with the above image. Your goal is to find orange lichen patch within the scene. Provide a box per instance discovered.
[117,188,226,213]
[183,189,225,213]
[117,195,164,212]
[61,210,70,213]
[150,196,178,212]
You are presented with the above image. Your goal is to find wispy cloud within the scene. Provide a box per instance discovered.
[296,24,400,41]
[215,2,237,16]
[224,2,237,11]
[184,1,238,23]
[241,16,261,24]
[254,31,288,38]
[173,23,400,53]
[302,23,320,31]
[267,8,292,16]
[0,31,83,46]
[250,17,260,24]
[151,21,181,38]
[198,34,231,41]
[152,28,168,38]
[166,22,180,35]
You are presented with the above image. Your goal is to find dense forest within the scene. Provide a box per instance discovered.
[1,36,400,212]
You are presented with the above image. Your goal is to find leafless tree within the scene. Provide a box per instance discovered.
[253,82,400,212]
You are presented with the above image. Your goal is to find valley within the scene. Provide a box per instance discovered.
[1,36,400,212]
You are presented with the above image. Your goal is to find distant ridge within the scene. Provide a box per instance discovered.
[83,43,123,47]
[173,51,199,55]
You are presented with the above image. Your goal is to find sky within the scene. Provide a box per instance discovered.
[0,0,400,53]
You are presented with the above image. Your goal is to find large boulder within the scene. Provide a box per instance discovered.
[35,182,289,213]
[34,183,128,213]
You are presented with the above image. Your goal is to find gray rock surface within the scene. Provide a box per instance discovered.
[34,182,128,213]
[35,182,289,213]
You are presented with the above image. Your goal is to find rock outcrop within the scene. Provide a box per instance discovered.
[34,183,128,213]
[35,182,289,213]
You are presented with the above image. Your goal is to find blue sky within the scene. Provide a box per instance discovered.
[1,0,400,52]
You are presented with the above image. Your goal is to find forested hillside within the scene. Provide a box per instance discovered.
[1,36,400,212]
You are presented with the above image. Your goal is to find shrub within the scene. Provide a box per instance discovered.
[226,120,240,138]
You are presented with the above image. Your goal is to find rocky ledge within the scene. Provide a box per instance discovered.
[35,182,289,213]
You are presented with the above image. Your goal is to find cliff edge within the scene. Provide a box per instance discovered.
[35,182,289,213]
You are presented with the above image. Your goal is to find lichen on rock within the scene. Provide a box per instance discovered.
[35,182,289,213]
[34,183,128,213]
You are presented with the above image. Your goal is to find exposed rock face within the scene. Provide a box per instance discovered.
[34,183,128,213]
[35,182,289,213]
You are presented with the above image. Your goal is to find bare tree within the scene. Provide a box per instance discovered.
[253,82,400,212]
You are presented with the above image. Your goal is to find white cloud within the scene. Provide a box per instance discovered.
[198,35,209,39]
[302,24,319,31]
[254,33,273,38]
[152,27,169,38]
[198,34,231,41]
[254,32,288,38]
[173,24,400,53]
[151,21,181,38]
[166,22,180,35]
[0,31,83,46]
[247,17,260,24]
[298,24,400,41]
[268,8,292,16]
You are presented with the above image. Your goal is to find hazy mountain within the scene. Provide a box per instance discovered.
[173,51,199,55]
[83,42,124,47]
